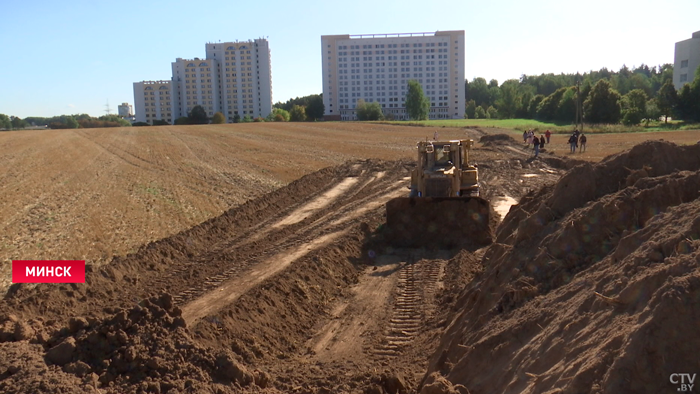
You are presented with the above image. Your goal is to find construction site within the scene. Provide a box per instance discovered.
[1,123,699,394]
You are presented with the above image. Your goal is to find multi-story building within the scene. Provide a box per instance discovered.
[133,81,172,124]
[134,38,272,124]
[171,58,220,120]
[205,39,273,121]
[674,31,700,90]
[321,31,465,121]
[118,103,133,118]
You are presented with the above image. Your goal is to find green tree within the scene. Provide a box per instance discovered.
[268,108,290,121]
[211,112,225,124]
[656,81,678,123]
[528,95,545,119]
[289,105,307,121]
[356,99,384,121]
[241,115,253,123]
[188,105,209,124]
[405,80,429,120]
[537,87,566,121]
[10,116,27,129]
[584,80,622,124]
[621,89,648,125]
[556,87,577,122]
[475,105,486,119]
[465,100,476,119]
[152,119,170,126]
[65,116,79,129]
[495,80,520,119]
[174,117,189,125]
[0,114,12,130]
[643,99,661,126]
[466,78,491,107]
[623,89,648,113]
[487,106,498,119]
[233,114,241,123]
[306,95,324,120]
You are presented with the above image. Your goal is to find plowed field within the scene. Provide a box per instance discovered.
[1,122,699,394]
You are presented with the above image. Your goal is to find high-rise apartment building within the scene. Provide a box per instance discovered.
[321,31,465,121]
[674,31,700,90]
[133,81,172,124]
[118,102,133,118]
[205,39,273,121]
[134,38,272,124]
[171,58,220,120]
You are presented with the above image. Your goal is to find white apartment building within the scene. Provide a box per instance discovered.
[118,103,133,118]
[321,31,465,121]
[171,58,221,120]
[205,39,273,121]
[674,31,700,90]
[133,81,172,124]
[134,38,272,124]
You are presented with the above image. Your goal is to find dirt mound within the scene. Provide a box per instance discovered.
[478,134,517,146]
[1,293,270,393]
[0,159,407,325]
[422,140,700,393]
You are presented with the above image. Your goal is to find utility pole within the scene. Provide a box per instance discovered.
[575,81,583,133]
[104,100,112,116]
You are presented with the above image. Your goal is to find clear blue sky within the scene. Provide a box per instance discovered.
[1,0,698,118]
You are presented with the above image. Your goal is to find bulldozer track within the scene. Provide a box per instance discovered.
[168,171,408,311]
[373,257,445,358]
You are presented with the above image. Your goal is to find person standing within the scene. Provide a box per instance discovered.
[533,135,540,157]
[545,129,551,144]
[526,130,533,147]
[433,131,439,140]
[579,134,587,153]
[523,130,528,144]
[539,135,545,150]
[568,134,577,153]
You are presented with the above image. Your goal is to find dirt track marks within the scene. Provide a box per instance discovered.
[177,166,409,324]
[307,256,400,360]
[273,177,359,228]
[181,230,346,324]
[375,257,445,357]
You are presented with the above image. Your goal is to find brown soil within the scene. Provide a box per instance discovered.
[1,123,699,393]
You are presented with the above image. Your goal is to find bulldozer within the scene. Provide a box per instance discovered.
[385,139,493,248]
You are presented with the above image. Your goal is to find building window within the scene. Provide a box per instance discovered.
[681,60,689,68]
[680,74,688,82]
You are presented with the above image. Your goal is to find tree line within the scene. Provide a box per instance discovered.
[0,114,132,130]
[463,64,700,125]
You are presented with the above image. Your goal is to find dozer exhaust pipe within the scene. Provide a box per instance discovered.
[384,197,493,248]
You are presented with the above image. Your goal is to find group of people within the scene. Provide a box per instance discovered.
[568,129,587,153]
[523,129,588,157]
[523,129,551,158]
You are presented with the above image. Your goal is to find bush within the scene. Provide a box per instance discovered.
[211,112,225,124]
[622,108,644,125]
[356,100,384,121]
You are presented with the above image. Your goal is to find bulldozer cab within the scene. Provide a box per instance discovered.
[385,138,492,248]
[419,140,473,172]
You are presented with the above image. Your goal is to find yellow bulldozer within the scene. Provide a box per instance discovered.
[385,139,493,248]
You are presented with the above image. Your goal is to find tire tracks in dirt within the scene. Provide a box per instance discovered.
[175,169,408,324]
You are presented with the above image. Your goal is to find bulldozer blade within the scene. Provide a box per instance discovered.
[384,197,493,248]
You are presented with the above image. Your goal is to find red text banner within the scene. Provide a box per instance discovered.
[12,260,86,283]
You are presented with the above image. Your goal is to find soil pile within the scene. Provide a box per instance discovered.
[0,159,407,326]
[1,293,270,394]
[422,140,700,393]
